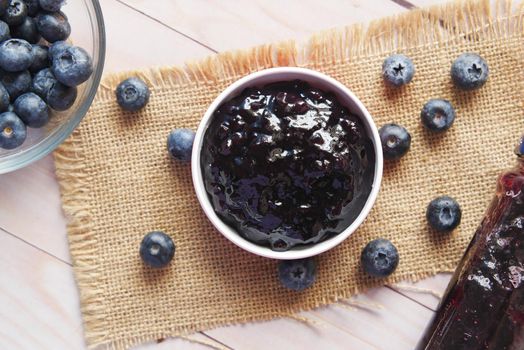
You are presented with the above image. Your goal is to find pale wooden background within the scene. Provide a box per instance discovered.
[0,0,457,349]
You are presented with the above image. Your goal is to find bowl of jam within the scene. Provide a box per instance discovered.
[192,68,383,259]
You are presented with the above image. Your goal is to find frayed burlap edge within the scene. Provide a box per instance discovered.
[54,0,524,349]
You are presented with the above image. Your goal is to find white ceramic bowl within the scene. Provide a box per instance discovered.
[192,67,383,259]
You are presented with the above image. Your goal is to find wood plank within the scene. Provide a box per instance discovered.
[390,273,451,311]
[117,0,409,52]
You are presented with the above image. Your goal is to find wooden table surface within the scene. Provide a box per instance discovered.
[0,0,457,349]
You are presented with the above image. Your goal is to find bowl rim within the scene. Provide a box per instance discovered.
[192,67,383,259]
[0,0,106,174]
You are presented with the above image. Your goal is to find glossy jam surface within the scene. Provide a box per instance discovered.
[201,80,375,251]
[418,166,524,349]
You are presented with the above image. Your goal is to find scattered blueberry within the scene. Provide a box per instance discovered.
[0,38,33,72]
[0,20,9,42]
[426,196,461,232]
[11,16,40,44]
[420,99,455,132]
[46,80,76,110]
[35,10,70,42]
[31,67,53,97]
[14,92,47,127]
[139,231,175,268]
[22,0,39,16]
[51,45,92,86]
[0,82,9,111]
[167,128,195,161]
[3,0,27,26]
[47,39,67,58]
[0,0,7,16]
[28,44,47,73]
[277,258,317,291]
[361,238,399,277]
[382,54,415,87]
[515,137,524,157]
[1,69,30,100]
[38,0,64,12]
[451,53,489,90]
[379,123,411,160]
[0,110,25,149]
[115,77,149,111]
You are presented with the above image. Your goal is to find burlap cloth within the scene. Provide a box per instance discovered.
[54,0,524,348]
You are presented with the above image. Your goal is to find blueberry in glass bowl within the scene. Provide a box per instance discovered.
[0,0,105,174]
[193,68,383,260]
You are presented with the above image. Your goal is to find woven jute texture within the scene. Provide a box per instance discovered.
[54,0,524,348]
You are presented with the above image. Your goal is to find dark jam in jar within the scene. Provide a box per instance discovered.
[201,80,375,251]
[417,161,524,349]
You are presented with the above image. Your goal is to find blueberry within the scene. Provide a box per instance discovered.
[277,258,317,291]
[0,39,33,72]
[38,0,63,12]
[0,110,25,149]
[31,66,53,97]
[46,80,75,110]
[515,137,524,157]
[0,20,10,42]
[2,0,26,26]
[115,77,149,111]
[0,82,9,111]
[167,128,195,161]
[0,0,7,16]
[361,238,399,277]
[451,53,489,90]
[379,123,411,160]
[35,10,69,42]
[14,92,47,127]
[48,39,67,59]
[22,0,39,16]
[420,99,455,132]
[51,45,93,86]
[11,16,40,44]
[139,231,175,268]
[1,69,30,100]
[382,54,415,87]
[426,196,461,232]
[28,44,47,73]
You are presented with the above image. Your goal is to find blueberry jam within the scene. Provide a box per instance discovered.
[201,80,375,251]
[418,165,524,349]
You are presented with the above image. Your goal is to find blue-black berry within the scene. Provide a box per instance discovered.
[0,39,33,72]
[0,110,25,149]
[0,82,9,111]
[277,258,317,291]
[51,45,92,87]
[420,99,455,132]
[426,196,461,232]
[379,123,411,160]
[0,20,10,42]
[139,231,175,268]
[28,44,48,73]
[23,0,39,16]
[451,53,489,90]
[38,0,64,12]
[48,39,67,59]
[14,92,48,127]
[35,10,70,42]
[3,0,27,26]
[382,54,415,87]
[167,128,195,161]
[0,0,7,16]
[1,69,30,100]
[361,238,399,277]
[11,16,40,44]
[31,67,53,97]
[46,80,76,110]
[115,77,149,111]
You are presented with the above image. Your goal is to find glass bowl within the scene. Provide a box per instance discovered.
[0,0,105,174]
